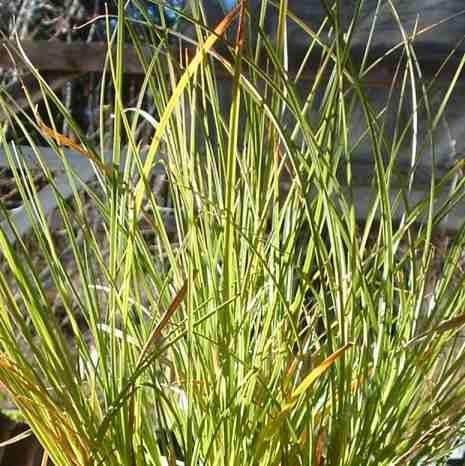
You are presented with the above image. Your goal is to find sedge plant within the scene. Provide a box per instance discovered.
[0,1,465,465]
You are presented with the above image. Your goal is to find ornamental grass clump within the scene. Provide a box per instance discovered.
[0,1,465,465]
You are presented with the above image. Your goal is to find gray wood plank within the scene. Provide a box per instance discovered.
[0,145,147,244]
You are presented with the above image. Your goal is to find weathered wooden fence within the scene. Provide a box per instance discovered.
[1,0,465,243]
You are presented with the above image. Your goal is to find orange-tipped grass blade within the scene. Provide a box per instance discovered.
[285,342,353,408]
[258,343,353,444]
[39,121,114,178]
[235,0,247,51]
[131,2,244,218]
[128,272,195,460]
[136,271,197,370]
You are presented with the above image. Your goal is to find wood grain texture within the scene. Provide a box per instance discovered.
[0,40,150,73]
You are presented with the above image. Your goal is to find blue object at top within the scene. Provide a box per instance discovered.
[218,0,239,12]
[127,0,237,28]
[97,0,239,35]
[127,0,186,28]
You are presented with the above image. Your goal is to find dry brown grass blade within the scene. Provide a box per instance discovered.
[39,121,114,177]
[257,343,353,446]
[406,313,465,347]
[288,343,353,403]
[40,449,49,466]
[0,354,91,465]
[235,0,247,51]
[315,427,327,466]
[136,272,196,369]
[434,313,465,333]
[396,420,451,465]
[128,273,196,465]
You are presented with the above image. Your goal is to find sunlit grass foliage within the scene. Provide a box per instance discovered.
[0,1,465,464]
